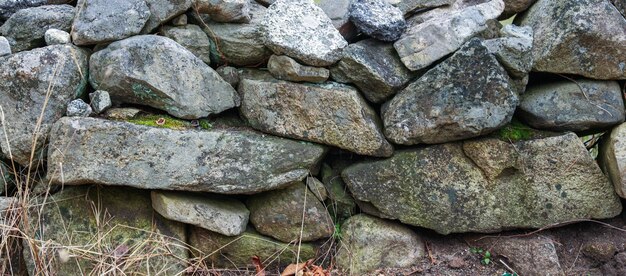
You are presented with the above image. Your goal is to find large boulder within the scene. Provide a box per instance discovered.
[0,45,89,166]
[47,117,326,194]
[519,80,625,132]
[239,72,393,157]
[89,35,239,119]
[71,0,151,45]
[600,122,626,198]
[142,0,192,33]
[0,4,74,52]
[247,183,334,242]
[161,24,212,64]
[393,0,504,71]
[342,133,622,234]
[261,0,347,66]
[517,0,626,79]
[335,214,425,274]
[383,38,518,145]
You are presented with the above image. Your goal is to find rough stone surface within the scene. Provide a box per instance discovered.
[483,24,533,79]
[517,0,626,79]
[23,185,187,275]
[103,107,143,120]
[215,66,240,88]
[332,38,414,103]
[267,55,329,83]
[0,36,9,56]
[47,117,326,194]
[501,0,536,18]
[342,133,623,234]
[88,90,112,114]
[394,0,504,71]
[161,24,212,64]
[195,0,250,23]
[388,0,455,14]
[142,0,192,33]
[151,190,249,236]
[189,226,317,269]
[349,0,406,42]
[519,80,625,132]
[71,0,150,45]
[0,4,74,52]
[306,176,327,201]
[90,35,239,119]
[600,122,626,198]
[43,28,70,45]
[613,0,626,18]
[0,161,13,191]
[0,45,89,166]
[66,99,92,117]
[0,0,49,23]
[383,38,518,145]
[171,13,187,25]
[315,0,350,29]
[261,0,348,66]
[476,236,564,276]
[239,72,393,157]
[336,214,425,274]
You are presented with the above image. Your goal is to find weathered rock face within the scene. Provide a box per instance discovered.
[500,0,537,18]
[483,24,534,79]
[388,0,455,14]
[44,28,70,45]
[613,0,626,18]
[195,0,250,23]
[0,45,89,166]
[348,0,406,42]
[23,185,188,275]
[247,183,334,242]
[600,122,626,198]
[393,0,504,71]
[151,191,249,236]
[71,0,151,45]
[476,236,564,276]
[0,0,48,23]
[331,39,414,103]
[161,24,212,64]
[66,99,92,117]
[517,0,626,79]
[261,0,348,66]
[47,117,326,194]
[0,36,10,56]
[0,4,74,52]
[0,161,13,190]
[342,133,622,234]
[335,214,425,274]
[267,55,329,83]
[89,90,112,114]
[519,80,625,132]
[189,226,318,269]
[142,0,192,33]
[89,35,239,119]
[383,38,518,145]
[239,73,393,157]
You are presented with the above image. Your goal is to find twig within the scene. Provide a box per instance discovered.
[474,219,626,241]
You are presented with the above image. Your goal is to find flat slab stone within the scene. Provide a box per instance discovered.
[142,0,192,33]
[47,117,326,194]
[267,55,329,83]
[71,0,150,45]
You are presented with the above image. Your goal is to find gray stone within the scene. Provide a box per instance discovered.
[613,0,626,18]
[0,36,9,56]
[88,90,112,114]
[142,0,192,33]
[306,176,327,201]
[267,55,329,83]
[195,0,250,23]
[483,24,533,78]
[388,0,455,14]
[239,72,393,157]
[0,45,89,167]
[47,117,326,194]
[151,190,249,236]
[215,66,240,88]
[600,122,626,198]
[71,0,150,45]
[171,13,187,26]
[103,107,143,120]
[0,4,73,52]
[43,28,70,45]
[342,133,623,234]
[161,24,212,64]
[336,214,425,274]
[331,39,414,103]
[66,99,92,117]
[261,0,347,66]
[476,236,564,276]
[349,0,406,42]
[501,0,537,18]
[519,80,625,132]
[394,0,504,71]
[0,161,13,192]
[321,161,357,222]
[0,0,47,23]
[247,183,334,242]
[517,0,626,79]
[383,38,518,145]
[89,35,239,119]
[315,0,350,29]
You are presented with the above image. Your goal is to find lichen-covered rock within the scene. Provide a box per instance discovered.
[0,4,74,52]
[306,176,328,201]
[476,236,564,276]
[0,45,89,166]
[613,0,626,18]
[47,117,326,194]
[151,191,249,236]
[483,24,533,79]
[142,0,192,33]
[44,28,70,45]
[89,90,112,114]
[331,39,414,103]
[189,226,318,269]
[394,0,504,71]
[239,72,393,157]
[90,35,239,119]
[500,0,536,18]
[342,133,622,234]
[0,36,9,56]
[336,214,425,274]
[0,0,47,23]
[161,24,212,64]
[383,38,518,145]
[348,0,406,42]
[261,0,347,66]
[66,99,92,117]
[600,122,626,198]
[195,0,250,23]
[71,0,150,45]
[216,66,240,88]
[517,0,626,79]
[388,0,455,14]
[247,183,334,242]
[267,55,329,83]
[519,80,625,132]
[23,185,188,275]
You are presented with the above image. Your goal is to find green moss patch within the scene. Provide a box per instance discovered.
[497,120,535,141]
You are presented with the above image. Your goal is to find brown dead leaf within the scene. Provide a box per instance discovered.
[281,259,314,276]
[252,255,265,276]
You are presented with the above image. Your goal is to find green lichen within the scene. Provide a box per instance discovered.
[498,120,535,141]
